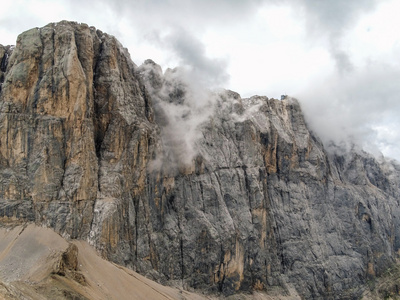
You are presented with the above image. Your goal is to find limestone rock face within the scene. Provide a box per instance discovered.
[0,21,156,249]
[1,21,400,299]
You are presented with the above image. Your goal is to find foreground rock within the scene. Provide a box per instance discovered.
[0,21,400,299]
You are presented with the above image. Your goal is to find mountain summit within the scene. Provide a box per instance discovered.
[1,21,400,299]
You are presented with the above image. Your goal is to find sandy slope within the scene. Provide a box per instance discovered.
[66,240,211,300]
[0,223,300,300]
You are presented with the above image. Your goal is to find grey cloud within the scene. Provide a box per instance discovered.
[161,27,229,88]
[145,28,229,168]
[286,0,381,74]
[329,45,354,74]
[297,0,377,33]
[138,60,221,170]
[297,61,400,160]
[100,0,266,26]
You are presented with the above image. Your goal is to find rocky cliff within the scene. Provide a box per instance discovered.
[1,21,400,299]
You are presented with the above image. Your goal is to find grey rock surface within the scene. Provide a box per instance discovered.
[0,21,400,299]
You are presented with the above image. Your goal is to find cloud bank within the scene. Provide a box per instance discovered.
[297,61,400,160]
[290,0,380,74]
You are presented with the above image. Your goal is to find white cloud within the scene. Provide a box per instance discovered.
[297,61,400,160]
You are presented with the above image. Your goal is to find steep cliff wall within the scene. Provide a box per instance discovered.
[1,21,400,299]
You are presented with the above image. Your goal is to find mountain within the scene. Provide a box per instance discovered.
[0,21,400,299]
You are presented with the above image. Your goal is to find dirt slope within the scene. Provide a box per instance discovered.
[0,223,299,300]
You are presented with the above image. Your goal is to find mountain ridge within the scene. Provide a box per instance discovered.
[0,21,400,299]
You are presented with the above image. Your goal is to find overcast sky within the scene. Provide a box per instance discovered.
[1,0,400,161]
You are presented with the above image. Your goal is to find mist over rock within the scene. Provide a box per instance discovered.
[1,21,400,300]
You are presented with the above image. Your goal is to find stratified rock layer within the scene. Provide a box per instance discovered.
[1,21,400,299]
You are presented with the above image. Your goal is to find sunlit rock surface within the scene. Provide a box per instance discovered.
[1,21,400,299]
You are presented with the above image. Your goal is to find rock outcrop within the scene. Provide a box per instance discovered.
[1,21,400,299]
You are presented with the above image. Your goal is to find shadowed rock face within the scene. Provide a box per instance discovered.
[1,21,400,299]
